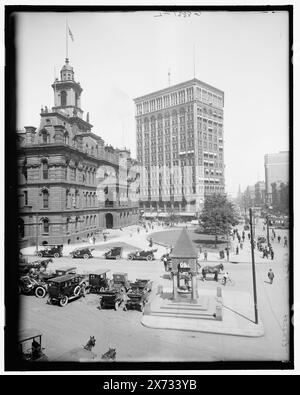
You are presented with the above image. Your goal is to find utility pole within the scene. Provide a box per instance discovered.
[266,214,270,246]
[35,213,39,254]
[249,208,259,324]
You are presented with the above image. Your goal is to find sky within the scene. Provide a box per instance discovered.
[15,10,289,197]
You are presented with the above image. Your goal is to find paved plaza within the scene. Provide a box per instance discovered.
[20,220,290,362]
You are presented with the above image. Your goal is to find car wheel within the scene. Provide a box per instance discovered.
[53,253,59,258]
[59,295,68,307]
[123,304,127,311]
[37,252,43,258]
[128,255,134,261]
[114,301,119,311]
[73,285,81,297]
[83,254,89,259]
[116,255,121,259]
[146,255,152,261]
[99,287,105,292]
[35,286,46,298]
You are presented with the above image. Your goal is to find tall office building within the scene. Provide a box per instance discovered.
[264,151,289,202]
[134,78,225,218]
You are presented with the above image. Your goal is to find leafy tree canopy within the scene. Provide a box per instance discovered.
[200,193,239,235]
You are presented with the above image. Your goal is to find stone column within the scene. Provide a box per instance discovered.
[191,273,198,302]
[25,126,36,145]
[172,273,178,300]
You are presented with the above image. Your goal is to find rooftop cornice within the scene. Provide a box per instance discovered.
[134,78,224,102]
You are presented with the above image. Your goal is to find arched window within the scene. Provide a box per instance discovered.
[42,189,49,208]
[42,218,49,233]
[75,216,79,231]
[61,91,67,107]
[42,160,48,180]
[41,130,49,143]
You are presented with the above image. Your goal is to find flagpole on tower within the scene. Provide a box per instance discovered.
[66,18,68,59]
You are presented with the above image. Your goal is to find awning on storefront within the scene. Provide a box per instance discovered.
[178,212,196,217]
[142,212,158,218]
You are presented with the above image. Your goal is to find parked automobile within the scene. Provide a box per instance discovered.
[111,272,131,292]
[87,269,111,293]
[38,266,77,282]
[98,272,130,310]
[127,249,157,261]
[47,273,86,307]
[98,289,126,311]
[36,245,63,258]
[104,247,123,259]
[19,275,48,298]
[19,328,48,361]
[19,258,53,276]
[125,279,153,312]
[70,247,94,259]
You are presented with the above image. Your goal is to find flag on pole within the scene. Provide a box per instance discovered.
[68,27,74,41]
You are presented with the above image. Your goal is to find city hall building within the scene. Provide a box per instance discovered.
[17,58,139,247]
[134,79,225,219]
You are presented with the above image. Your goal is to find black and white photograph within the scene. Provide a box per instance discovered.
[4,4,295,373]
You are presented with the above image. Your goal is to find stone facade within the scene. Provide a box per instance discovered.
[134,79,225,217]
[17,58,139,247]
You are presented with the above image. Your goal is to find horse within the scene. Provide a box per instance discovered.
[84,336,96,351]
[101,347,116,361]
[201,263,224,281]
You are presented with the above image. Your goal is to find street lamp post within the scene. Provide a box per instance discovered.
[249,208,259,325]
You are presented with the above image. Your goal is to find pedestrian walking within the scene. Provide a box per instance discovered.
[270,248,274,260]
[240,242,243,250]
[236,246,239,255]
[103,234,107,242]
[203,250,208,261]
[242,234,245,242]
[263,225,265,232]
[226,247,230,261]
[278,235,281,243]
[248,233,251,240]
[284,236,288,247]
[93,236,96,245]
[149,237,153,247]
[268,269,275,284]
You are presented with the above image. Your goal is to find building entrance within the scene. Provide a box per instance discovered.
[105,213,113,229]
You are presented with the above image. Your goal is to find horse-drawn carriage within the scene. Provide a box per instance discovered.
[201,263,224,281]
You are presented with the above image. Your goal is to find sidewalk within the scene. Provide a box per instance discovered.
[142,288,264,337]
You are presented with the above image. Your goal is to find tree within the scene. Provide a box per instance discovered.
[200,193,239,248]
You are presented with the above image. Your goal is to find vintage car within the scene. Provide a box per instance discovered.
[98,272,130,310]
[103,246,123,260]
[87,269,111,293]
[19,258,53,276]
[125,279,153,312]
[111,272,131,291]
[19,328,48,361]
[19,275,48,298]
[38,266,77,282]
[36,245,63,258]
[47,273,86,307]
[98,288,126,311]
[70,247,94,259]
[127,249,157,261]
